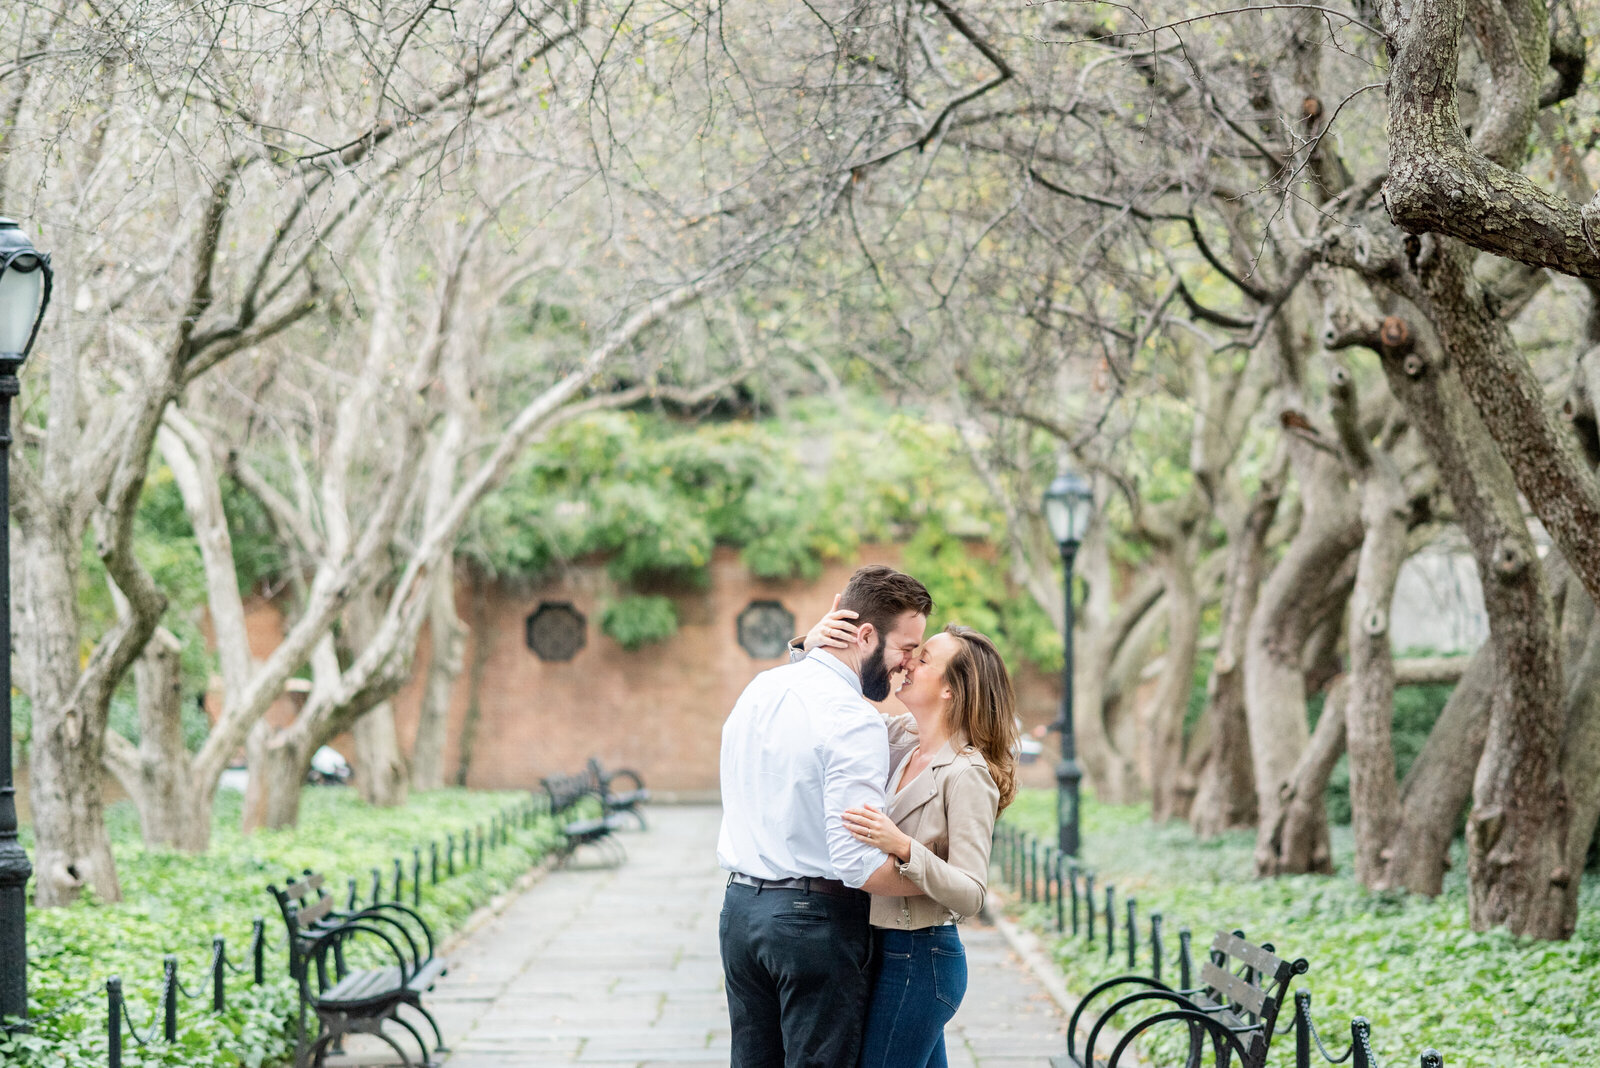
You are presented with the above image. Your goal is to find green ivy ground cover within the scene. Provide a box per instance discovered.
[1000,789,1600,1068]
[6,788,562,1068]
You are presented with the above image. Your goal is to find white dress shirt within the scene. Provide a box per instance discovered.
[717,650,890,888]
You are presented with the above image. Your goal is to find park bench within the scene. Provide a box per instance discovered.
[586,756,650,828]
[1053,929,1308,1068]
[540,770,627,863]
[269,871,449,1068]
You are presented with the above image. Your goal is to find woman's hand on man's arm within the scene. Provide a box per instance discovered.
[842,804,911,862]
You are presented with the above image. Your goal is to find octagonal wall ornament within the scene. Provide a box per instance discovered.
[737,600,796,660]
[525,601,587,662]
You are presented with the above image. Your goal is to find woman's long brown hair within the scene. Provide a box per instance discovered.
[940,624,1019,812]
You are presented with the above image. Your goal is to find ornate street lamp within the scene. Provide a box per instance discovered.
[1043,468,1093,856]
[0,218,51,1029]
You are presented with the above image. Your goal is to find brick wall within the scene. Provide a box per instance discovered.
[214,546,1066,795]
[380,545,1065,794]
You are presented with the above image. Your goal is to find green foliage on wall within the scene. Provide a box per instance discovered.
[601,595,680,650]
[462,401,1060,670]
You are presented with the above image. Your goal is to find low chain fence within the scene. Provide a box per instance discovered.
[991,824,1447,1068]
[78,795,551,1068]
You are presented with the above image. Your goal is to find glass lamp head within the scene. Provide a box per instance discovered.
[1043,469,1094,548]
[0,219,51,362]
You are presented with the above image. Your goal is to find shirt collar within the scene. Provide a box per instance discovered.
[807,648,863,696]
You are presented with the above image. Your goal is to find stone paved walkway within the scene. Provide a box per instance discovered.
[421,805,1064,1067]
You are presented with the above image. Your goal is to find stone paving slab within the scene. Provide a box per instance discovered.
[330,805,1065,1067]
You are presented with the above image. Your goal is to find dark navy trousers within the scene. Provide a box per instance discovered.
[719,881,873,1067]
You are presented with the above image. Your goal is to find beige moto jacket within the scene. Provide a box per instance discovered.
[870,736,1000,931]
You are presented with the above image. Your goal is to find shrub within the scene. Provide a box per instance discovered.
[999,789,1600,1068]
[601,595,680,650]
[7,788,559,1067]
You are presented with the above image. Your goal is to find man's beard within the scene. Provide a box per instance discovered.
[861,640,892,701]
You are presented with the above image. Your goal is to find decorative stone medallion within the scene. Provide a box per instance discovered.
[525,601,587,661]
[737,600,795,660]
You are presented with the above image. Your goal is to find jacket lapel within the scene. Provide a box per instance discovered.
[887,740,960,823]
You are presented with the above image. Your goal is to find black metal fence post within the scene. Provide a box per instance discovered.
[1125,898,1136,970]
[447,833,456,877]
[1295,990,1312,1068]
[393,857,403,902]
[107,976,123,1068]
[1084,872,1096,945]
[1042,845,1053,909]
[1178,928,1193,989]
[412,848,422,907]
[162,954,178,1043]
[1150,912,1163,982]
[1352,1017,1372,1068]
[369,867,382,904]
[346,876,358,911]
[1068,863,1080,935]
[477,825,485,868]
[252,918,265,986]
[1105,885,1115,960]
[1028,838,1039,903]
[213,936,227,1013]
[431,841,439,885]
[1054,854,1065,932]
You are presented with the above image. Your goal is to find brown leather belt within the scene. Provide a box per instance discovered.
[728,872,861,898]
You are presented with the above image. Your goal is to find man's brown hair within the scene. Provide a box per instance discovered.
[837,564,934,642]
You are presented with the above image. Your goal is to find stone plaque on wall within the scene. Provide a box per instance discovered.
[737,600,795,660]
[525,601,587,661]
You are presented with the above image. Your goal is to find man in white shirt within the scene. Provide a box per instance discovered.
[717,565,933,1067]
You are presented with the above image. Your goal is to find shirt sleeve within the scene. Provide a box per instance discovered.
[821,708,891,888]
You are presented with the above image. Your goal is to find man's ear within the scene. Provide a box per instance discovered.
[854,621,877,649]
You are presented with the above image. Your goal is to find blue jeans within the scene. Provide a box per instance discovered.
[857,926,968,1068]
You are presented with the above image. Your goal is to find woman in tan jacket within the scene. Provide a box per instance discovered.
[840,624,1018,1068]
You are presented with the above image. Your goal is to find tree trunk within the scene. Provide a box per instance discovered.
[353,699,409,807]
[244,719,314,832]
[410,563,465,791]
[1379,636,1492,892]
[1556,604,1600,913]
[1333,364,1411,888]
[1246,489,1361,875]
[1373,290,1572,938]
[1261,677,1345,876]
[341,589,411,809]
[18,529,122,906]
[1149,543,1201,822]
[1191,479,1280,838]
[105,629,211,852]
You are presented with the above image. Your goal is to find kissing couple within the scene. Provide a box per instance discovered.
[717,564,1020,1067]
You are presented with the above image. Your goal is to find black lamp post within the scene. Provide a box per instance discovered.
[0,218,51,1029]
[1043,468,1093,857]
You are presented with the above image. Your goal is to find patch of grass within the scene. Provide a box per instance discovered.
[6,788,560,1067]
[1000,789,1600,1068]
